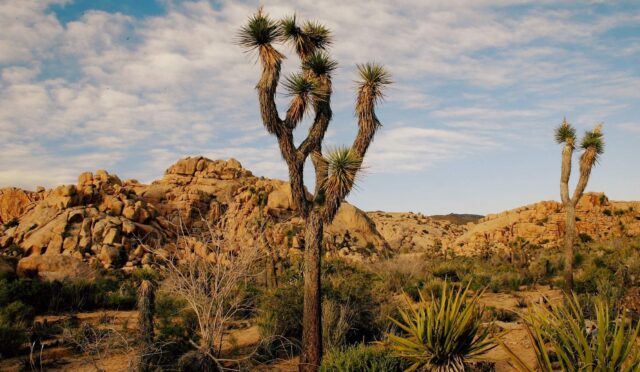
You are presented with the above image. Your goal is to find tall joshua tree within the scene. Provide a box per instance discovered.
[555,119,604,292]
[238,9,391,371]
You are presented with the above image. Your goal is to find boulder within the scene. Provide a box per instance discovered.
[0,188,34,224]
[17,255,99,282]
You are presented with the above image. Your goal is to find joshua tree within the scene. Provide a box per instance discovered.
[555,119,604,292]
[238,9,391,370]
[137,280,156,372]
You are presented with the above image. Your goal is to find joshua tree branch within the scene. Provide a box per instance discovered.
[560,142,573,206]
[571,149,596,205]
[297,79,333,159]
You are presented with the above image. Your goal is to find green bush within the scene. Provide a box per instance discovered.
[320,344,408,372]
[0,324,27,358]
[0,300,35,326]
[0,276,140,315]
[155,294,197,359]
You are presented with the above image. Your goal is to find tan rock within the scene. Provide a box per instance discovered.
[102,227,121,245]
[99,245,119,266]
[0,187,34,224]
[17,255,99,282]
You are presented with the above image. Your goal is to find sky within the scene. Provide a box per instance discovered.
[1,0,639,215]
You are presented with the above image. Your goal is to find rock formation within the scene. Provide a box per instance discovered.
[453,192,640,255]
[368,211,465,254]
[1,157,638,279]
[0,157,390,279]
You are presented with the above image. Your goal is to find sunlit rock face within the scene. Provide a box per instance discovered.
[0,156,391,279]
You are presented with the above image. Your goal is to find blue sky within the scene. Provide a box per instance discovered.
[1,0,639,215]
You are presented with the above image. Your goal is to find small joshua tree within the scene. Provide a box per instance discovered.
[555,119,604,292]
[238,9,391,370]
[137,280,156,372]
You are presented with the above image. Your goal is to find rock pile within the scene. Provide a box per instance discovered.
[0,157,391,279]
[453,192,640,255]
[368,211,466,254]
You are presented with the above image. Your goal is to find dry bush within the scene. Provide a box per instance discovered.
[157,219,261,369]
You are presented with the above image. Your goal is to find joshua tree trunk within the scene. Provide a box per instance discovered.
[563,204,576,292]
[137,280,155,372]
[300,210,323,371]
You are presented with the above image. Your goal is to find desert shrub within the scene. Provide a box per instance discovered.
[502,294,640,371]
[574,266,614,294]
[322,299,352,352]
[579,233,594,243]
[257,280,303,341]
[323,259,385,343]
[491,308,519,322]
[431,261,466,281]
[0,276,140,315]
[0,324,27,358]
[155,294,198,359]
[0,300,35,325]
[387,282,496,370]
[257,258,389,358]
[489,272,531,293]
[320,343,408,372]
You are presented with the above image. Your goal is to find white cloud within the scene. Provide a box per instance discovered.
[365,127,498,172]
[0,0,638,192]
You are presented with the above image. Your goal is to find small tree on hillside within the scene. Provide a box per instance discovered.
[555,119,604,292]
[238,9,391,370]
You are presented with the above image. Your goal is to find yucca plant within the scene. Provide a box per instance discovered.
[387,282,497,371]
[555,119,604,291]
[501,293,640,371]
[239,9,391,371]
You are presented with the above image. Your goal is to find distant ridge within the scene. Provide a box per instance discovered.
[430,213,483,225]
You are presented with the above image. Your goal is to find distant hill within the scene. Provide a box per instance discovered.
[430,213,483,225]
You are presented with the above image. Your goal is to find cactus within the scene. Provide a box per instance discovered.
[238,9,391,370]
[555,119,604,292]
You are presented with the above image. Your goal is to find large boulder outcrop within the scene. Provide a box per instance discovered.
[452,192,640,255]
[0,169,168,271]
[0,156,392,275]
[368,211,465,253]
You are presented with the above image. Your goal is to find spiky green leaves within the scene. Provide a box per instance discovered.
[322,147,362,199]
[238,10,282,51]
[283,73,327,126]
[580,123,604,156]
[238,10,284,67]
[357,63,392,105]
[387,282,497,371]
[280,15,332,58]
[303,21,331,50]
[501,293,640,371]
[555,118,576,146]
[283,73,316,97]
[303,51,337,77]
